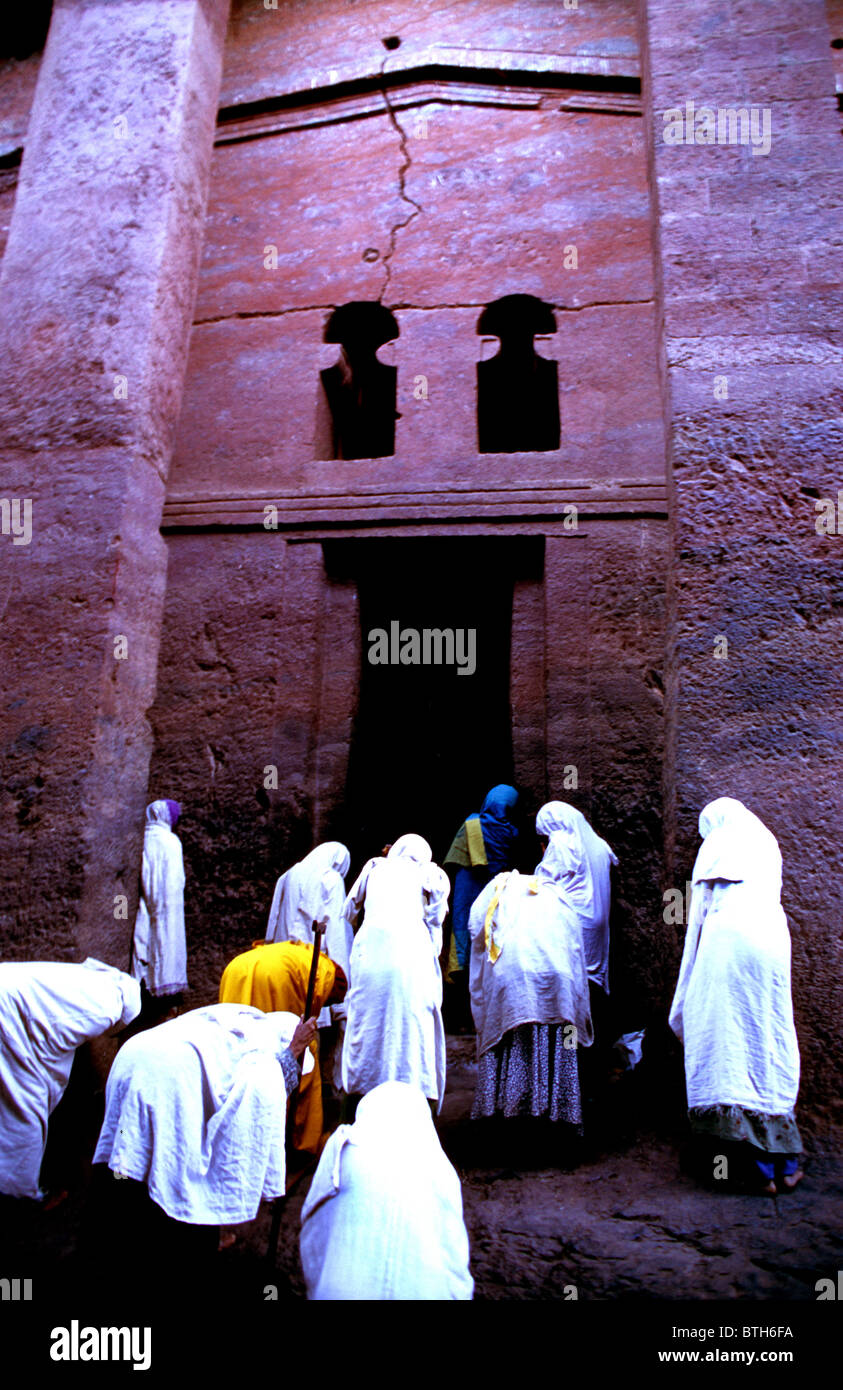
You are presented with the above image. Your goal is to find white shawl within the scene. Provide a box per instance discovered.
[266,841,352,1027]
[131,801,187,997]
[468,833,594,1058]
[300,1081,473,1300]
[341,835,450,1108]
[669,798,800,1114]
[0,959,141,1200]
[535,801,617,993]
[94,1003,306,1225]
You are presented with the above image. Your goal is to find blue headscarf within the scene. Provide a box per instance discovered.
[467,784,519,873]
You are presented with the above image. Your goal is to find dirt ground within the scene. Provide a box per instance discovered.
[6,1034,841,1313]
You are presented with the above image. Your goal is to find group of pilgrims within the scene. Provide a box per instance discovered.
[0,787,804,1299]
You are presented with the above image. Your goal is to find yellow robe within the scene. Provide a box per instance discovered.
[219,940,337,1156]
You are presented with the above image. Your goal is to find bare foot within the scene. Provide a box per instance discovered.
[782,1169,804,1191]
[760,1179,777,1196]
[218,1230,237,1251]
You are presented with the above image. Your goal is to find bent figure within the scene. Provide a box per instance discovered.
[0,959,141,1200]
[300,1081,474,1301]
[131,800,187,1006]
[468,829,593,1132]
[265,841,352,1084]
[342,835,450,1110]
[219,940,345,1154]
[444,784,519,973]
[669,798,803,1194]
[94,1004,313,1222]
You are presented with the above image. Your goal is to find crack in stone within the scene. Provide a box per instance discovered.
[378,59,424,303]
[610,1210,734,1257]
[194,306,337,325]
[192,298,655,327]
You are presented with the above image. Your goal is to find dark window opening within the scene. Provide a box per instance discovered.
[317,302,399,460]
[477,294,560,453]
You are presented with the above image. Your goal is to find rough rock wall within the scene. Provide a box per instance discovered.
[640,0,843,1129]
[0,0,231,964]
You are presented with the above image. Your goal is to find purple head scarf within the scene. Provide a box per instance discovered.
[164,799,182,830]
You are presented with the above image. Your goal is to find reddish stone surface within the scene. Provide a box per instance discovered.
[172,98,663,498]
[641,0,843,1129]
[0,0,231,965]
[221,0,640,109]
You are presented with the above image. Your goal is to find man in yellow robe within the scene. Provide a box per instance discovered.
[219,941,346,1156]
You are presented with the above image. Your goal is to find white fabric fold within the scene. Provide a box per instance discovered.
[669,798,800,1115]
[341,835,449,1109]
[131,800,187,997]
[468,833,594,1058]
[93,1004,299,1224]
[0,959,141,1200]
[266,841,351,1030]
[535,801,617,993]
[300,1081,473,1300]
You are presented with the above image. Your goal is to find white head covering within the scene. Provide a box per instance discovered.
[300,1081,473,1300]
[81,957,142,1027]
[692,797,782,894]
[669,798,799,1114]
[534,801,617,992]
[146,800,174,828]
[267,841,351,941]
[387,834,432,865]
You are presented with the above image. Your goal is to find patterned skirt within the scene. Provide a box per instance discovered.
[472,1022,583,1129]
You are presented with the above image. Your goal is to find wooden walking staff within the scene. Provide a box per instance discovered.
[265,922,325,1267]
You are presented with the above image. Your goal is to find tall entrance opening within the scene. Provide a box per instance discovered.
[326,538,539,869]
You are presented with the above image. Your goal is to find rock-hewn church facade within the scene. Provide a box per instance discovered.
[1,0,841,1128]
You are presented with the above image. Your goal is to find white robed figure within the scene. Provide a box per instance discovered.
[341,835,450,1110]
[265,841,352,1033]
[94,1004,312,1225]
[300,1081,473,1301]
[0,959,141,1200]
[535,800,617,993]
[131,800,187,999]
[669,797,803,1193]
[468,827,593,1126]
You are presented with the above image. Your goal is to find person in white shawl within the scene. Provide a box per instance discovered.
[0,959,141,1200]
[535,800,617,994]
[468,827,593,1130]
[266,841,352,1085]
[300,1081,473,1300]
[669,797,803,1194]
[131,799,187,1004]
[93,1004,316,1229]
[342,834,450,1111]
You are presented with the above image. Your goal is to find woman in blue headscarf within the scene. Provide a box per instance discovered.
[444,785,520,976]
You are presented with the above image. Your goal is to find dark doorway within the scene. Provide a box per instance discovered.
[328,538,539,872]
